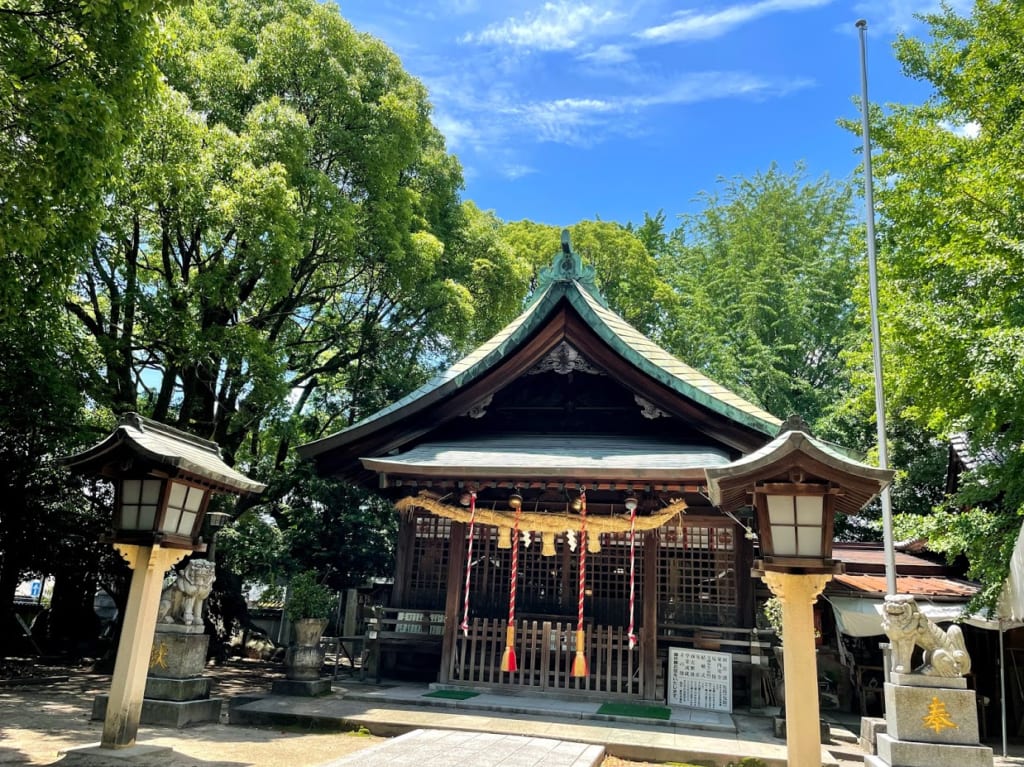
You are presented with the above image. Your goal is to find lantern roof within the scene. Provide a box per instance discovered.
[62,413,265,496]
[704,416,893,517]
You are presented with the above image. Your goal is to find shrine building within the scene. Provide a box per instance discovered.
[298,232,788,704]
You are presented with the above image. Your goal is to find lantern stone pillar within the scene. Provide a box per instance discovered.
[103,544,189,747]
[763,571,831,767]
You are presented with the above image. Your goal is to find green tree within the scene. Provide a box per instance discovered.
[66,0,516,471]
[0,307,106,654]
[498,219,678,338]
[862,1,1024,606]
[0,0,171,319]
[660,164,860,428]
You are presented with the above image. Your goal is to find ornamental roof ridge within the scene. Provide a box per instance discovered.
[533,230,606,308]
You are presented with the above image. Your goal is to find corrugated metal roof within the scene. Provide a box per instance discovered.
[361,435,732,480]
[831,574,978,598]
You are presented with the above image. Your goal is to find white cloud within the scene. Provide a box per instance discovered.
[850,0,974,35]
[939,119,981,139]
[637,0,830,43]
[499,72,814,146]
[499,163,538,180]
[463,1,623,51]
[433,112,481,150]
[578,43,635,64]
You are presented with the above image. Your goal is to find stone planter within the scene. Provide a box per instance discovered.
[285,618,328,681]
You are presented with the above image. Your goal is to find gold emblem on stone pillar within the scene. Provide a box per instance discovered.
[922,696,958,733]
[149,641,169,670]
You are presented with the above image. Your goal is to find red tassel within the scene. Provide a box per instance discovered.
[571,629,588,677]
[500,625,518,672]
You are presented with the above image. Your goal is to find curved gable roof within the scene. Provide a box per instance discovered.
[299,233,781,468]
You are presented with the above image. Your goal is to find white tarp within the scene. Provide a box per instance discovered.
[827,596,1017,637]
[996,523,1024,624]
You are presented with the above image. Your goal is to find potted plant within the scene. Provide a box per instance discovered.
[283,571,335,680]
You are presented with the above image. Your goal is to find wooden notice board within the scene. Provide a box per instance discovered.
[668,647,733,712]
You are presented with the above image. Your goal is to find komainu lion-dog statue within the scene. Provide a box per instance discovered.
[157,559,217,626]
[881,594,971,677]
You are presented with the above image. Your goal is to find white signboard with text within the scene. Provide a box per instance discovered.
[668,647,733,712]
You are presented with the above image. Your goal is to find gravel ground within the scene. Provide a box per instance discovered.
[0,660,665,767]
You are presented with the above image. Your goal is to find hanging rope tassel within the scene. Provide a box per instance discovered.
[460,491,477,636]
[627,502,638,650]
[501,505,522,673]
[572,487,589,678]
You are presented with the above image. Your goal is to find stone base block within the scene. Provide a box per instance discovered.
[144,675,210,702]
[860,716,887,754]
[92,694,222,728]
[772,716,831,743]
[876,733,993,767]
[62,744,173,762]
[271,678,332,697]
[891,673,968,689]
[884,683,979,744]
[149,631,210,679]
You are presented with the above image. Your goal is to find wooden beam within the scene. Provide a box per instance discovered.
[642,529,659,701]
[439,521,467,684]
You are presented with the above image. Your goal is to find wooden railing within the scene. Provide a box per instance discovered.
[449,618,643,697]
[363,606,445,682]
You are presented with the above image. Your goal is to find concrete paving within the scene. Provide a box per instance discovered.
[318,729,605,767]
[231,681,853,767]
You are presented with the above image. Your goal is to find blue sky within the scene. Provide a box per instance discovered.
[339,0,972,228]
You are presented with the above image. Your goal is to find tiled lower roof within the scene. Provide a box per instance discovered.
[361,435,732,480]
[831,574,978,598]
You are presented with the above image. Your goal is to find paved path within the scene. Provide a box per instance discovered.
[232,683,853,766]
[320,729,604,767]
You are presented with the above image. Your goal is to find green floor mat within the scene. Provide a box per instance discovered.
[423,689,479,700]
[596,702,671,720]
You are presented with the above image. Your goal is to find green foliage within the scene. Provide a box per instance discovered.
[658,163,860,427]
[857,1,1024,605]
[284,570,335,621]
[0,0,170,320]
[498,218,678,338]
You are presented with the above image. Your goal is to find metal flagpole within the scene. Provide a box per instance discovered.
[856,19,898,595]
[999,618,1007,757]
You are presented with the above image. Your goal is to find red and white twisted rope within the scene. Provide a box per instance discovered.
[460,490,476,635]
[577,488,587,632]
[508,506,521,624]
[627,503,638,649]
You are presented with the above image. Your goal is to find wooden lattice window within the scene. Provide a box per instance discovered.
[464,526,644,626]
[406,511,450,609]
[657,523,738,627]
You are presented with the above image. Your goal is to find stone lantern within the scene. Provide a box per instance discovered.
[63,413,264,752]
[705,416,893,767]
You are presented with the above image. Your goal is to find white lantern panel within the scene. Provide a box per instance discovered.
[184,487,203,513]
[797,526,823,557]
[141,480,163,505]
[168,482,187,510]
[138,506,157,530]
[772,525,797,557]
[122,479,142,503]
[766,495,795,525]
[176,511,197,536]
[795,495,823,526]
[161,508,182,534]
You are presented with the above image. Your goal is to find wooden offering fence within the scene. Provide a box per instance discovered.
[449,618,644,697]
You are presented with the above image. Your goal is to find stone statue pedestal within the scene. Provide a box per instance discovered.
[93,625,222,727]
[866,675,992,767]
